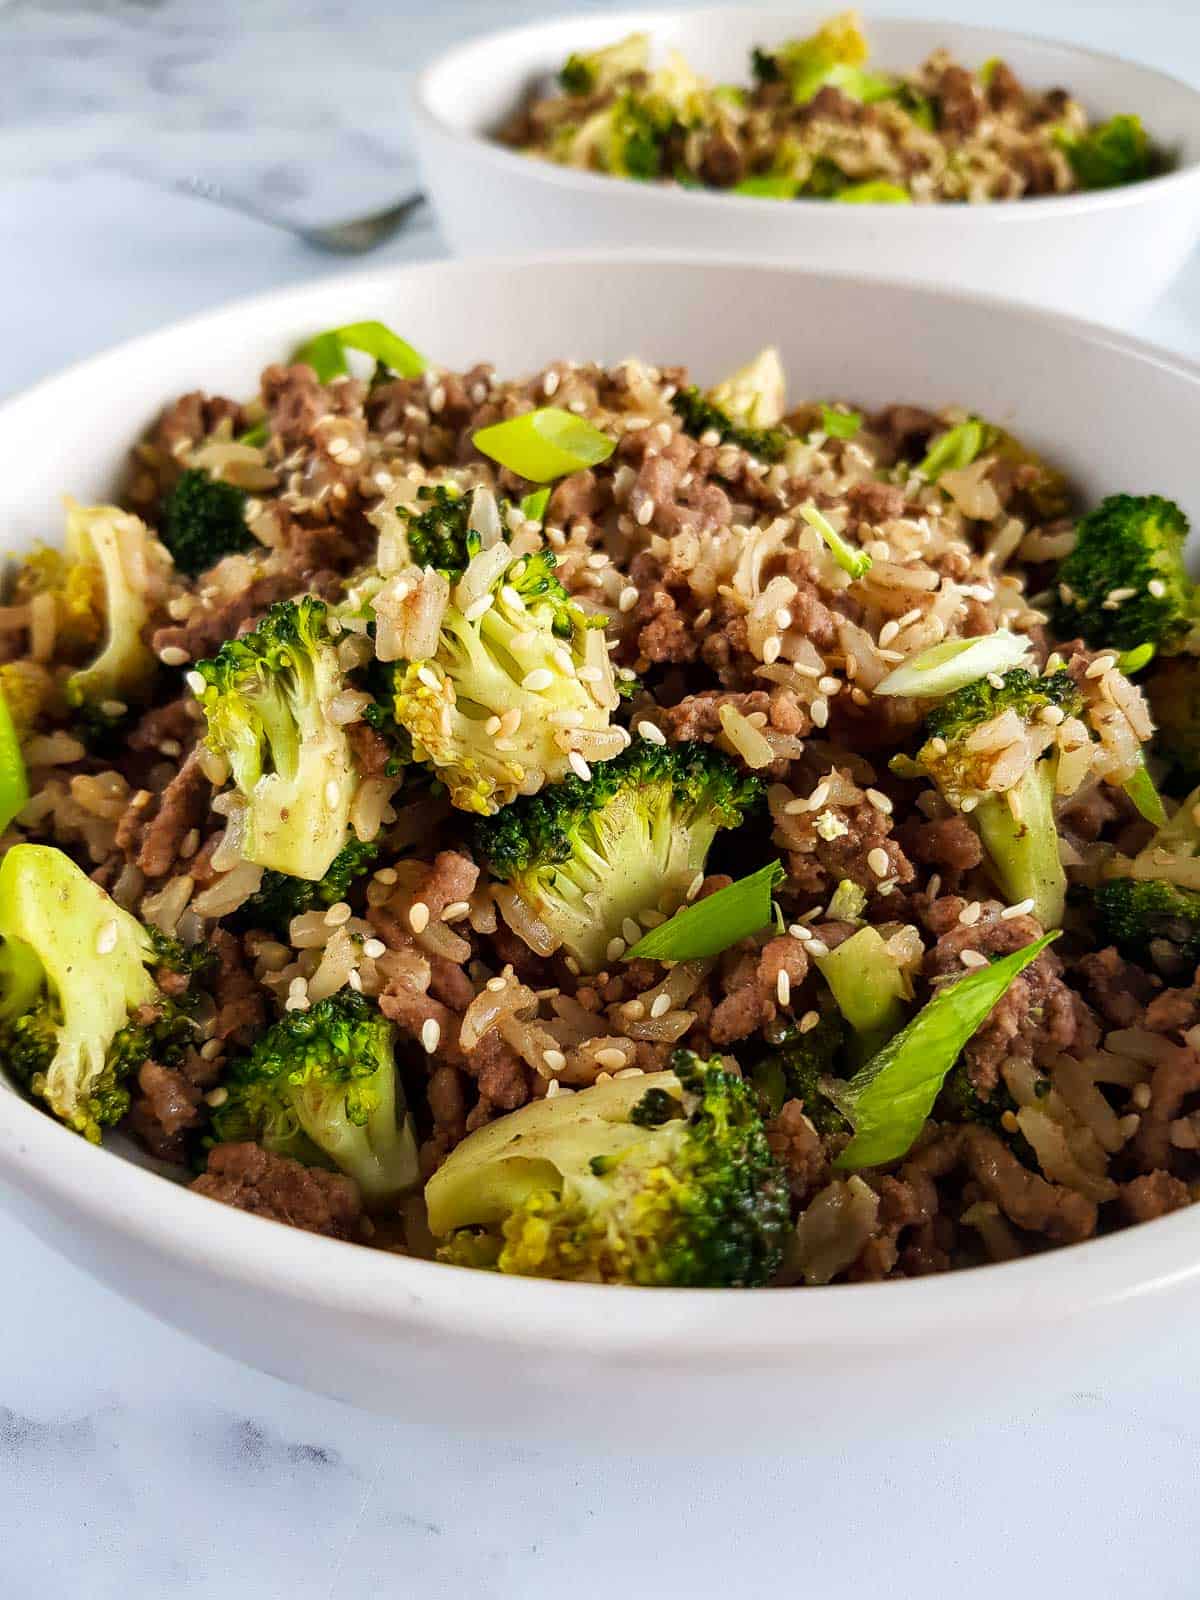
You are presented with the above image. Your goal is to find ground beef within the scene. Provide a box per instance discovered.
[128,1059,204,1162]
[127,697,199,755]
[961,1126,1097,1242]
[925,913,1078,1094]
[153,391,244,454]
[345,721,395,780]
[767,1100,829,1202]
[1074,947,1158,1030]
[192,1143,362,1240]
[209,929,267,1046]
[1121,1170,1192,1224]
[935,64,985,136]
[846,479,906,525]
[151,568,306,664]
[134,748,211,878]
[709,936,809,1044]
[698,130,744,186]
[1134,1043,1200,1171]
[902,815,984,875]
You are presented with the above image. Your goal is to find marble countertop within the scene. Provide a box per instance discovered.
[4,1,1200,1595]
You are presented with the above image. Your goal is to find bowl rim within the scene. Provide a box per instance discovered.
[411,5,1200,218]
[5,248,1200,1358]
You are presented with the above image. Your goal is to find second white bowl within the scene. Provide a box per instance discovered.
[412,9,1200,325]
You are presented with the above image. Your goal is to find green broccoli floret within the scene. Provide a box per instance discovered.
[750,14,871,102]
[388,544,619,815]
[913,667,1084,930]
[237,837,380,935]
[161,469,254,576]
[476,740,762,971]
[671,386,789,462]
[1145,658,1200,778]
[936,1062,1015,1128]
[559,31,649,95]
[56,502,167,710]
[194,597,357,881]
[427,1051,790,1286]
[751,1010,850,1136]
[210,990,418,1207]
[1094,877,1200,968]
[0,845,198,1142]
[1052,494,1194,654]
[606,92,669,178]
[1058,114,1154,191]
[398,485,478,579]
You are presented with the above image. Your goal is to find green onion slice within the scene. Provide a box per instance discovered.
[1123,755,1168,829]
[732,176,801,200]
[473,407,615,483]
[873,630,1031,698]
[833,181,912,204]
[918,419,987,480]
[799,502,872,580]
[519,488,552,524]
[0,687,29,834]
[292,321,427,383]
[831,932,1058,1170]
[1118,642,1155,676]
[819,404,862,440]
[624,860,785,963]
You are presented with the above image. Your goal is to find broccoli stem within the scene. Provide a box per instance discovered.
[972,762,1066,930]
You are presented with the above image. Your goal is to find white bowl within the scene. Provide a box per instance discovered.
[4,254,1200,1440]
[412,9,1200,326]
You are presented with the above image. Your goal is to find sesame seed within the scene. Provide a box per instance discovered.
[501,585,526,612]
[958,901,982,926]
[865,787,893,815]
[285,976,310,1012]
[463,594,494,623]
[614,1066,645,1080]
[783,798,809,816]
[637,720,666,745]
[421,1018,441,1054]
[442,900,471,922]
[1131,1083,1152,1110]
[986,672,1005,690]
[928,736,948,756]
[324,780,341,808]
[409,901,430,934]
[960,949,989,969]
[324,901,352,927]
[180,828,200,860]
[776,970,791,1006]
[159,645,190,667]
[650,993,672,1018]
[374,867,398,886]
[551,645,576,675]
[522,668,554,692]
[621,917,642,946]
[577,665,604,683]
[1086,654,1118,678]
[205,1086,229,1108]
[543,370,560,397]
[775,609,793,631]
[1000,897,1035,919]
[686,872,705,901]
[96,920,118,956]
[484,714,502,736]
[347,968,363,991]
[878,620,900,646]
[762,635,782,665]
[960,796,979,813]
[568,751,592,782]
[789,924,813,942]
[926,874,942,899]
[1148,578,1167,599]
[543,1048,567,1073]
[806,939,830,959]
[595,1047,628,1070]
[811,697,829,729]
[100,699,127,719]
[486,976,507,992]
[635,499,655,526]
[1001,1109,1020,1133]
[565,956,581,975]
[200,1039,223,1061]
[623,999,646,1019]
[606,936,626,963]
[1106,587,1136,604]
[185,670,205,695]
[618,585,639,613]
[1040,704,1066,726]
[362,938,386,959]
[798,1010,820,1033]
[867,847,890,877]
[586,551,608,571]
[417,665,440,690]
[817,676,840,696]
[546,1078,562,1099]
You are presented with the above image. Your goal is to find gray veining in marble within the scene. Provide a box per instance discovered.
[4,1,1200,1594]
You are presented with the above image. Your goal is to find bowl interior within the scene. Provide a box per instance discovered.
[418,7,1200,167]
[5,254,1200,1355]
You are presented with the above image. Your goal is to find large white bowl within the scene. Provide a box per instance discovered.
[412,9,1200,325]
[3,255,1200,1440]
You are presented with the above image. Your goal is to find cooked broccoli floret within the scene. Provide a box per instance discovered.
[1145,657,1200,778]
[936,1062,1013,1129]
[16,504,168,710]
[559,31,649,96]
[427,1051,790,1286]
[1094,877,1200,968]
[1051,494,1194,654]
[751,13,871,102]
[476,740,762,971]
[751,1010,850,1136]
[388,544,619,816]
[671,387,789,462]
[210,990,418,1207]
[0,845,198,1142]
[912,667,1084,930]
[161,469,254,576]
[194,597,356,880]
[237,837,380,935]
[1058,114,1154,191]
[397,484,477,578]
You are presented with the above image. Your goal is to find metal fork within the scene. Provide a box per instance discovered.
[174,178,428,255]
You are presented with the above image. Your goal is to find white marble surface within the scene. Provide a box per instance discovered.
[5,2,1200,1595]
